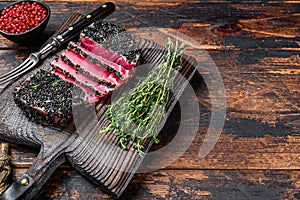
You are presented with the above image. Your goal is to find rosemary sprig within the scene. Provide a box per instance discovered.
[101,39,186,156]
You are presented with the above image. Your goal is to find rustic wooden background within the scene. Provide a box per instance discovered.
[0,0,299,199]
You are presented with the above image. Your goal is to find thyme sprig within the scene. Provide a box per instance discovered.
[52,79,61,87]
[101,39,186,156]
[31,84,40,90]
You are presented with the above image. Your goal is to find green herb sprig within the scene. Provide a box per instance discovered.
[101,39,186,156]
[31,84,40,90]
[52,79,61,87]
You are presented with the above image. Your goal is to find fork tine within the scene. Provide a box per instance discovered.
[0,57,36,85]
[0,58,32,80]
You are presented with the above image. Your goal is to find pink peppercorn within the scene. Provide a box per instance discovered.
[0,1,47,34]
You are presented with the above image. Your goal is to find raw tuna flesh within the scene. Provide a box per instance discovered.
[51,58,113,97]
[68,42,133,80]
[60,49,123,88]
[52,68,100,104]
[80,20,140,70]
[80,35,134,70]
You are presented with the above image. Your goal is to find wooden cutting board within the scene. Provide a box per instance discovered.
[0,15,196,200]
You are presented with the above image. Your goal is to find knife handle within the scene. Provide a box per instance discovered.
[37,2,115,59]
[57,2,115,44]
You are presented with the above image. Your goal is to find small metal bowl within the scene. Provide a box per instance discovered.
[0,0,50,43]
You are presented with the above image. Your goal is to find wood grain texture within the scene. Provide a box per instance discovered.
[11,168,300,200]
[0,1,299,199]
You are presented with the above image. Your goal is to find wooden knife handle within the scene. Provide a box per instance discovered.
[37,2,115,60]
[58,2,115,44]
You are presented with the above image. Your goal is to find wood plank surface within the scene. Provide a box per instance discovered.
[10,168,300,200]
[0,1,299,199]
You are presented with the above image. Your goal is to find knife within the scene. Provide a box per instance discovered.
[0,2,115,85]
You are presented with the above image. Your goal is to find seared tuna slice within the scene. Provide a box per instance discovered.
[80,20,140,69]
[80,35,134,70]
[68,42,132,80]
[50,58,113,97]
[52,68,100,104]
[60,49,123,88]
[13,70,81,127]
[82,20,125,44]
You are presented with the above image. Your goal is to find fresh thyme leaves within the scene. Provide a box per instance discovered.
[52,79,61,87]
[101,39,186,156]
[31,84,40,90]
[58,97,65,103]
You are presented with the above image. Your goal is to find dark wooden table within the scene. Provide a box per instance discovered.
[0,1,299,199]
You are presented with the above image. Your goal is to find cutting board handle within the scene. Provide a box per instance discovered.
[0,152,66,200]
[0,128,79,200]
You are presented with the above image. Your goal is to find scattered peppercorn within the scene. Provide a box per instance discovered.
[0,1,47,34]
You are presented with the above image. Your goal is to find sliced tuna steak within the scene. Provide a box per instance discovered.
[68,42,133,80]
[52,68,100,104]
[60,49,123,88]
[51,58,113,97]
[80,20,140,69]
[80,35,134,70]
[13,70,82,127]
[14,20,141,128]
